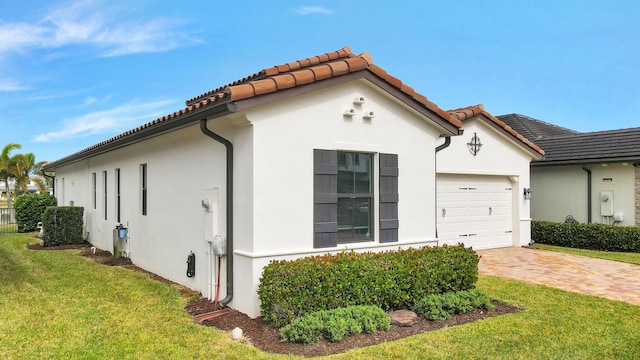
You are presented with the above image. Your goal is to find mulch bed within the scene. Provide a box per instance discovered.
[28,240,521,357]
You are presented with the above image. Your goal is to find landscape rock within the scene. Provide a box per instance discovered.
[387,310,419,327]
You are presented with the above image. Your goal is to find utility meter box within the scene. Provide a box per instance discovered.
[600,190,614,216]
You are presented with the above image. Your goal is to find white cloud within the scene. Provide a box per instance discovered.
[0,0,200,59]
[296,6,333,15]
[32,99,175,143]
[0,78,29,92]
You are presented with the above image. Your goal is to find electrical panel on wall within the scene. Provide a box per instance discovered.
[600,190,614,216]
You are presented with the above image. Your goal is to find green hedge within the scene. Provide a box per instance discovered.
[258,245,479,326]
[14,193,57,232]
[42,206,84,247]
[532,221,640,253]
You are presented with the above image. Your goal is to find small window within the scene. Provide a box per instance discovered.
[92,173,97,210]
[140,164,147,216]
[103,171,108,221]
[115,169,121,223]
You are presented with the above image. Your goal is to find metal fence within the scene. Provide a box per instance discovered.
[0,208,17,233]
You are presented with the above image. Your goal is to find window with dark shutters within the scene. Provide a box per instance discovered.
[379,153,399,243]
[313,150,399,247]
[313,149,338,248]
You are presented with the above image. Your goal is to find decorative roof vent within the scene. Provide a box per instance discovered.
[343,108,356,117]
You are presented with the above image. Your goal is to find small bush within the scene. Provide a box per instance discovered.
[259,244,479,326]
[413,290,493,321]
[412,294,450,320]
[532,221,640,253]
[13,193,56,232]
[42,206,84,247]
[279,306,390,344]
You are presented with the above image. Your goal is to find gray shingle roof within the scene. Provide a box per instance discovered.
[497,114,640,164]
[497,114,579,140]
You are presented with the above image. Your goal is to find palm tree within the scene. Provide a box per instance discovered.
[11,153,48,194]
[0,143,21,209]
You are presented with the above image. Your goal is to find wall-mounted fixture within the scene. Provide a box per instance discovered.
[363,111,375,119]
[353,96,365,104]
[523,187,531,200]
[467,132,482,156]
[343,108,356,117]
[201,199,211,211]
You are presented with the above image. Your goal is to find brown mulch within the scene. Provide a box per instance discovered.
[28,240,521,358]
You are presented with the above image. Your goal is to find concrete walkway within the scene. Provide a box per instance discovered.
[477,247,640,306]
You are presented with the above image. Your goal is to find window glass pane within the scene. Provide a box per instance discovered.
[337,198,353,239]
[337,197,372,241]
[337,152,353,194]
[353,153,372,194]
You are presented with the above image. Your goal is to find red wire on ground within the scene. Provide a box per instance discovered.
[213,256,222,309]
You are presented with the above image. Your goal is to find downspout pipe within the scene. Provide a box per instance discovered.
[582,165,592,223]
[200,119,233,307]
[434,136,452,239]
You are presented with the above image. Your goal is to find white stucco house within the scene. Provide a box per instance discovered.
[42,47,541,318]
[499,114,640,226]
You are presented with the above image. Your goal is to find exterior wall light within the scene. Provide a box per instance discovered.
[523,187,531,200]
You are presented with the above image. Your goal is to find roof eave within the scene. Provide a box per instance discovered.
[42,103,233,170]
[532,157,640,166]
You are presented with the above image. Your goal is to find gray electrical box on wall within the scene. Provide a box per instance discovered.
[600,190,614,216]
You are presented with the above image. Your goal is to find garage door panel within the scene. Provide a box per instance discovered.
[437,175,513,249]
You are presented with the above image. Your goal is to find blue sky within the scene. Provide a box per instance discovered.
[1,0,639,163]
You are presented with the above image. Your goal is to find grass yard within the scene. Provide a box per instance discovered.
[1,232,639,359]
[535,243,640,265]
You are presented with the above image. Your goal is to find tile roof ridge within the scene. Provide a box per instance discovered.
[538,126,640,141]
[223,49,372,101]
[185,46,355,106]
[448,104,485,121]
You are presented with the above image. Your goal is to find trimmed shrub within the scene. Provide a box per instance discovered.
[412,290,493,321]
[258,244,478,326]
[279,305,390,344]
[42,206,84,247]
[532,221,640,253]
[412,294,450,320]
[13,193,57,232]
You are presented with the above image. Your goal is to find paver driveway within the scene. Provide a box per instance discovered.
[477,247,640,306]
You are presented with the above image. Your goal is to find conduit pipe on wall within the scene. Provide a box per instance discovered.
[200,119,233,307]
[582,165,592,223]
[434,136,452,239]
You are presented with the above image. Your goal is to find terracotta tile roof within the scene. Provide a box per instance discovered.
[44,46,461,169]
[184,46,459,127]
[448,104,545,157]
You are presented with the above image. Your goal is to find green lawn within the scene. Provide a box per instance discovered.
[1,233,639,359]
[534,243,640,265]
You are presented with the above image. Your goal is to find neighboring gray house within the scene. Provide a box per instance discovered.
[498,114,640,226]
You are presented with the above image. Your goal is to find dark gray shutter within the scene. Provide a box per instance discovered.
[379,153,399,243]
[313,149,338,248]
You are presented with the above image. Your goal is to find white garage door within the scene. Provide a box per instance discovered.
[437,174,513,250]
